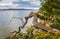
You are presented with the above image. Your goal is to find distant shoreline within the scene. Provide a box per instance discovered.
[0,9,36,10]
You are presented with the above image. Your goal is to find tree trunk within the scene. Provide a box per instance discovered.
[34,22,60,33]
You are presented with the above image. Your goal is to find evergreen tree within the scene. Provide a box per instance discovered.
[37,0,60,30]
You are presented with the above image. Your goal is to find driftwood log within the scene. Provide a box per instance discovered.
[21,11,60,33]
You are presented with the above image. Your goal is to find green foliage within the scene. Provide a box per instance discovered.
[37,0,60,30]
[6,26,60,39]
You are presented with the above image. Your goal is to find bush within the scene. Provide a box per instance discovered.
[6,26,60,39]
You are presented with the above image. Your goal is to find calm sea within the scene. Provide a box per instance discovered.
[0,10,36,39]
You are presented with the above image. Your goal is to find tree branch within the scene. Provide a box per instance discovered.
[21,12,34,28]
[10,17,24,23]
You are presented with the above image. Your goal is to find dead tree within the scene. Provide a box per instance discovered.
[6,11,60,39]
[22,11,60,33]
[10,11,60,34]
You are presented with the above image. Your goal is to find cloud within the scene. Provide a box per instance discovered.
[0,3,12,6]
[0,0,40,9]
[0,0,19,2]
[20,0,38,2]
[0,0,20,8]
[29,1,40,5]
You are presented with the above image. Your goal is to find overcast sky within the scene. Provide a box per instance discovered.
[0,0,40,9]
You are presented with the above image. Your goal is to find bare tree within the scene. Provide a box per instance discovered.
[10,11,60,35]
[7,11,60,39]
[10,17,24,23]
[22,11,60,33]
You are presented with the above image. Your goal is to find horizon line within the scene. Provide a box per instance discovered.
[0,8,37,10]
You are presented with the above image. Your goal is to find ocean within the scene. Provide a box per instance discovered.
[0,10,36,39]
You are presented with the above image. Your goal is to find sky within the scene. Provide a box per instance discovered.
[0,0,40,9]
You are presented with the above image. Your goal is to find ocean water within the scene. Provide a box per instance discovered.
[0,10,35,39]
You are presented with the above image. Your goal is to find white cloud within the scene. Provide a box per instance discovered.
[20,0,30,1]
[20,0,40,6]
[29,1,40,6]
[10,4,20,9]
[0,0,40,9]
[0,0,19,5]
[16,6,39,9]
[21,0,38,2]
[0,0,20,8]
[0,2,12,6]
[0,0,19,2]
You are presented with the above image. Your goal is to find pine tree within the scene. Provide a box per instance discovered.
[37,0,60,30]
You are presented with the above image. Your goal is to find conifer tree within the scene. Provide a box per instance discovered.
[37,0,60,30]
